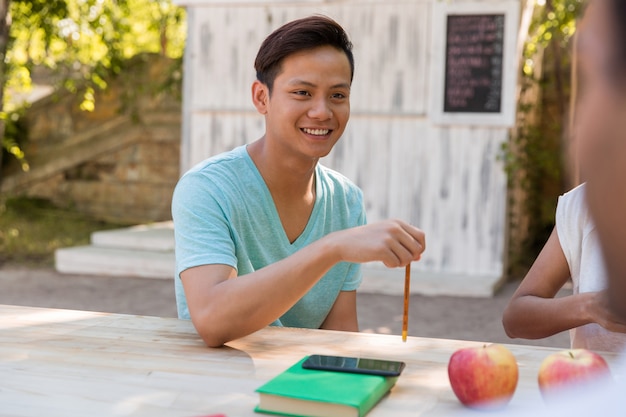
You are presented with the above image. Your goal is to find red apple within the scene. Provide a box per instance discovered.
[448,344,519,409]
[538,348,611,397]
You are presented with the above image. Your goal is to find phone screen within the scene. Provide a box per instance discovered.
[301,354,406,377]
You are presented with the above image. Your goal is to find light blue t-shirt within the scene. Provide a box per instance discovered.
[172,145,366,328]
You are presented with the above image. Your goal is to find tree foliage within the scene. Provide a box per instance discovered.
[1,0,186,173]
[522,0,583,77]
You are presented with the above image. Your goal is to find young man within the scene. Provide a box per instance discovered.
[172,16,425,347]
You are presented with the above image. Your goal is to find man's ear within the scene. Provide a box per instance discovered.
[251,80,269,114]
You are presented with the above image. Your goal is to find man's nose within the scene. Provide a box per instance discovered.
[308,98,333,120]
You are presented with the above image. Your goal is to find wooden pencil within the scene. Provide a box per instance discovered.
[402,263,411,342]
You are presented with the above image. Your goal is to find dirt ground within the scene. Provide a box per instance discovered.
[0,265,570,348]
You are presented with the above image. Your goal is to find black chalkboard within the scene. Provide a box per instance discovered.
[443,14,505,113]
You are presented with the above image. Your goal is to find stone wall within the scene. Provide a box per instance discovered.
[2,54,182,224]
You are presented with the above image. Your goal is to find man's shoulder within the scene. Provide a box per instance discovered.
[185,146,249,176]
[174,146,253,200]
[316,164,363,210]
[317,164,360,190]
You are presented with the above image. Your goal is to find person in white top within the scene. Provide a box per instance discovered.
[502,182,626,352]
[557,183,626,351]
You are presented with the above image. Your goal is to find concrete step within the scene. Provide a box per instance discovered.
[54,222,175,279]
[55,245,175,279]
[92,221,174,251]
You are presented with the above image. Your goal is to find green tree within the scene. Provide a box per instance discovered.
[0,0,186,185]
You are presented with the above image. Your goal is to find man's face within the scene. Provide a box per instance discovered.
[261,45,352,161]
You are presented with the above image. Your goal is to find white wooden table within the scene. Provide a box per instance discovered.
[0,304,621,417]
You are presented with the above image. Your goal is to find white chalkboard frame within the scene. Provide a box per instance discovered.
[429,0,520,127]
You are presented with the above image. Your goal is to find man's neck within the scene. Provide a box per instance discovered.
[247,137,318,243]
[247,138,317,198]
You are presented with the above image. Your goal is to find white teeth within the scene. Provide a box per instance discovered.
[303,128,330,136]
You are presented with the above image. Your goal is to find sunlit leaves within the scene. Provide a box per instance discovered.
[523,0,583,76]
[0,112,29,171]
[7,0,186,98]
[1,0,186,171]
[79,86,95,111]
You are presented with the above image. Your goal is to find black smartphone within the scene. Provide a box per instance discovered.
[301,354,406,377]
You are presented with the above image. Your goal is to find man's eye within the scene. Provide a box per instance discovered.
[294,91,310,96]
[332,93,346,99]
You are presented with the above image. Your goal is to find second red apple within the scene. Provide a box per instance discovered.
[538,348,611,397]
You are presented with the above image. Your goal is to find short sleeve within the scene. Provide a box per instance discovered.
[555,183,587,283]
[171,170,238,278]
[340,263,362,291]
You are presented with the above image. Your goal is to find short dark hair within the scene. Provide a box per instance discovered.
[254,15,354,93]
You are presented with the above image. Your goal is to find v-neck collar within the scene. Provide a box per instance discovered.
[243,146,322,248]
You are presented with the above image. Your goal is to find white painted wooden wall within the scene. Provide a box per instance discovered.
[176,0,519,296]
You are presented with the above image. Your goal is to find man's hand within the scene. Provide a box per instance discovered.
[327,219,425,268]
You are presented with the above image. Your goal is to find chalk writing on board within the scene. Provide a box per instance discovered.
[444,14,505,113]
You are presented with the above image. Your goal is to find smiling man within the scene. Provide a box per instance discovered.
[172,16,425,347]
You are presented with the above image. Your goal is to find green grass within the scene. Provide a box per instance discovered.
[0,196,129,267]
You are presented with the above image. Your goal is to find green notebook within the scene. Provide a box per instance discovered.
[255,356,398,417]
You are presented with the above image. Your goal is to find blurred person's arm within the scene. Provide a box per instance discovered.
[503,228,626,338]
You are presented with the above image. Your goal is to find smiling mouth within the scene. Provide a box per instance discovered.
[301,128,331,136]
